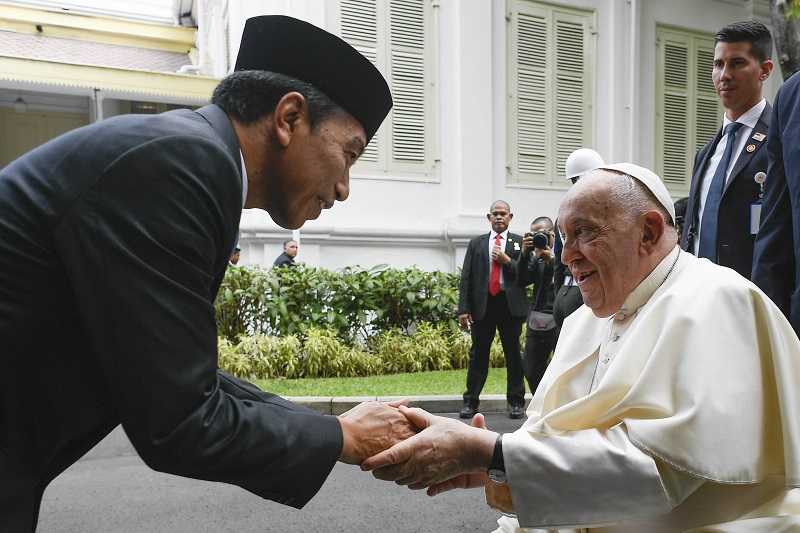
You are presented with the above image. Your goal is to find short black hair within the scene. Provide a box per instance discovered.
[531,216,554,229]
[674,196,689,227]
[212,70,345,127]
[715,20,772,62]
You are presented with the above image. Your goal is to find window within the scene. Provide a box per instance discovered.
[337,0,437,180]
[507,0,595,187]
[656,26,721,195]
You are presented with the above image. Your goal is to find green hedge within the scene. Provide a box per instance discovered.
[215,265,460,343]
[218,324,510,380]
[215,265,522,379]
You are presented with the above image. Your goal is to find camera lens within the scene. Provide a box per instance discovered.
[532,232,548,249]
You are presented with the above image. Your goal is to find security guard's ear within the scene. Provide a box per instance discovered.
[273,91,309,148]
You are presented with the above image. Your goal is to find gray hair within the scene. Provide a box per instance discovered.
[489,200,511,212]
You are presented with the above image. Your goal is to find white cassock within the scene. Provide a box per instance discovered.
[493,246,800,533]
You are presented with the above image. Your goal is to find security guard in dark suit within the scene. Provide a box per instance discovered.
[680,21,774,279]
[458,201,528,419]
[753,70,800,335]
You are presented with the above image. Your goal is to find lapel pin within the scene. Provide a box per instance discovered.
[746,144,756,153]
[752,132,766,142]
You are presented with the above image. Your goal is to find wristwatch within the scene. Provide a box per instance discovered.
[487,433,506,483]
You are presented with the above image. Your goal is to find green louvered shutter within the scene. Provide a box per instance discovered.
[339,0,435,177]
[656,27,721,195]
[554,11,591,180]
[695,42,720,152]
[514,8,549,182]
[389,0,426,164]
[658,33,691,190]
[340,0,381,163]
[509,1,595,186]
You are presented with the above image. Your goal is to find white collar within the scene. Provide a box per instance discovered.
[722,98,765,131]
[491,230,509,241]
[614,246,681,321]
[239,151,248,209]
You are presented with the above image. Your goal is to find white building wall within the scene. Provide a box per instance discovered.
[229,0,783,272]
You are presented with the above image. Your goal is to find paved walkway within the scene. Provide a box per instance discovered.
[40,411,525,533]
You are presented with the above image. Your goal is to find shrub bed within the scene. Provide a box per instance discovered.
[215,265,461,343]
[218,323,509,379]
[215,265,516,379]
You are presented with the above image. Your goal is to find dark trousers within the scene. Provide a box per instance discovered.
[523,325,557,395]
[463,293,525,407]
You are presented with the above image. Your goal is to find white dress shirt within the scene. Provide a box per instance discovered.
[694,99,766,255]
[489,230,509,289]
[239,151,248,208]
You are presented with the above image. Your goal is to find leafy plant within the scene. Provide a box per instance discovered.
[215,265,460,343]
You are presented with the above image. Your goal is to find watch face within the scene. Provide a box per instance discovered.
[487,468,507,484]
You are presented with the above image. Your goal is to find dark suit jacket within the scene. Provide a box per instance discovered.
[457,233,528,321]
[552,223,568,290]
[273,252,296,267]
[0,105,341,529]
[753,73,800,333]
[680,103,771,279]
[516,252,555,314]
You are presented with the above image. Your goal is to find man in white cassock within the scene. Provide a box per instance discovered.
[362,163,800,532]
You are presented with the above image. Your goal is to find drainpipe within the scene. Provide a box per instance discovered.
[628,0,639,161]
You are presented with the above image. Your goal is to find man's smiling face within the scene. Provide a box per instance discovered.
[558,173,645,318]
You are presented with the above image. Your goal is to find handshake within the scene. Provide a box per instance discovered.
[337,401,515,513]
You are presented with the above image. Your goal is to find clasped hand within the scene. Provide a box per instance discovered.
[360,406,497,493]
[340,402,515,513]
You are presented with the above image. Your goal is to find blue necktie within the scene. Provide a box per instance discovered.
[698,121,743,261]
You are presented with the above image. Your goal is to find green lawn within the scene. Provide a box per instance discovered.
[253,367,518,397]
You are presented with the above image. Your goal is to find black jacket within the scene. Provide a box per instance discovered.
[753,73,800,334]
[273,252,296,267]
[516,251,555,314]
[681,103,771,279]
[0,105,341,530]
[457,233,528,321]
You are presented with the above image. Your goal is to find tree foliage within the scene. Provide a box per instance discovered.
[770,0,800,79]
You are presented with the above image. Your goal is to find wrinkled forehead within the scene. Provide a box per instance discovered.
[558,174,618,227]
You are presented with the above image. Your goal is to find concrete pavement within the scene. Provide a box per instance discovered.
[39,411,525,533]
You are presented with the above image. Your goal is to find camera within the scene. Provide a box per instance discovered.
[525,231,550,250]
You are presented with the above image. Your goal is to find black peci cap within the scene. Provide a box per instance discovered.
[234,15,392,143]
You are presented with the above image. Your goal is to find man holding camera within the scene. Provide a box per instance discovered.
[457,201,528,419]
[516,217,557,395]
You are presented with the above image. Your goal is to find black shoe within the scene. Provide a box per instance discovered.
[508,404,524,419]
[459,403,478,419]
